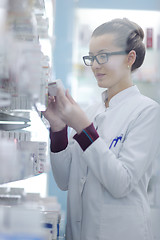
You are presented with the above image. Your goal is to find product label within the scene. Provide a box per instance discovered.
[146,28,153,48]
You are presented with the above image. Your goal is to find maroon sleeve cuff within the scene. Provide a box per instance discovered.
[49,126,68,153]
[73,123,99,151]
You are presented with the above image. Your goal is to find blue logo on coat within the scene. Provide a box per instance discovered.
[109,134,123,149]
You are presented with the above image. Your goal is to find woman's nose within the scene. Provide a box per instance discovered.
[92,59,101,69]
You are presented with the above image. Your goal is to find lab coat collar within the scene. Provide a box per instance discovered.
[102,85,140,108]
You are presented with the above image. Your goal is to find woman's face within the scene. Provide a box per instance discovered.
[89,33,131,92]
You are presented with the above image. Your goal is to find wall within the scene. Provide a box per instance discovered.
[77,0,160,11]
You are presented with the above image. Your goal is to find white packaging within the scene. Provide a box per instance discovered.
[25,192,41,203]
[9,187,25,197]
[40,197,61,240]
[18,141,48,176]
[8,206,45,240]
[7,0,33,13]
[42,211,59,240]
[0,139,20,184]
[48,79,64,97]
[0,91,11,107]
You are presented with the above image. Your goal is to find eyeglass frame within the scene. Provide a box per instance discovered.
[83,50,129,66]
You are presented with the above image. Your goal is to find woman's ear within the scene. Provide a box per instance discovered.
[127,50,136,67]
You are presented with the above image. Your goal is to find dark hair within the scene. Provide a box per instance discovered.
[92,18,146,71]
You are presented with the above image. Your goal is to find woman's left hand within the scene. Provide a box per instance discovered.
[56,88,91,134]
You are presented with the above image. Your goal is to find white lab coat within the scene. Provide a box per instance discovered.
[50,86,160,240]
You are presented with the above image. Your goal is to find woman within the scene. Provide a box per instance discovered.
[43,18,160,240]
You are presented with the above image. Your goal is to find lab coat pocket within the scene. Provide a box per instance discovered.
[100,204,145,240]
[108,134,124,157]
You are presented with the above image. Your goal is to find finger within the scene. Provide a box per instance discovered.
[48,96,55,102]
[56,87,69,106]
[47,97,55,106]
[65,89,76,104]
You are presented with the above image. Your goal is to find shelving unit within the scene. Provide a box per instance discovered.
[0,0,54,183]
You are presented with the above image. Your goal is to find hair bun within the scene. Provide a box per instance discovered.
[135,28,144,40]
[122,18,144,40]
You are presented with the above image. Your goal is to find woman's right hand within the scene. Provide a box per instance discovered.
[42,96,66,132]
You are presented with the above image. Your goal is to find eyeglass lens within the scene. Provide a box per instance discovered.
[96,53,108,64]
[84,53,108,66]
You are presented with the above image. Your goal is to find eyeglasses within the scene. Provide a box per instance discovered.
[83,51,127,66]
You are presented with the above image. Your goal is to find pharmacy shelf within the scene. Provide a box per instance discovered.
[0,0,54,184]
